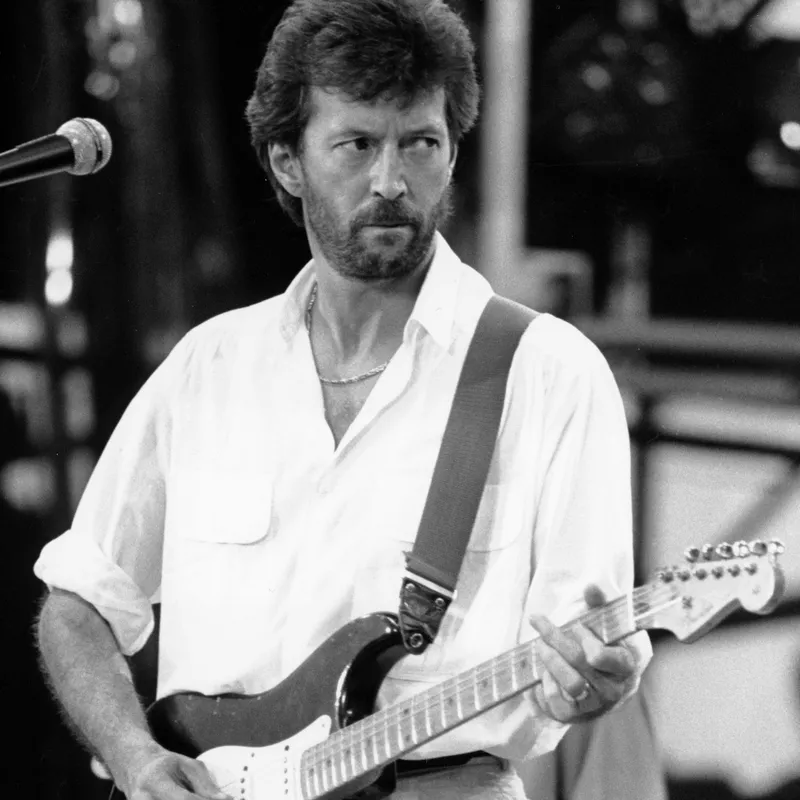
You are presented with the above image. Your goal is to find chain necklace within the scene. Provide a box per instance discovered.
[305,283,391,385]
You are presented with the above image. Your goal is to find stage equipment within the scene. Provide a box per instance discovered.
[538,7,693,172]
[0,118,112,188]
[747,39,800,187]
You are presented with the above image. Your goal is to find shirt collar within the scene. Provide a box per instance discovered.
[278,261,316,343]
[405,231,463,350]
[277,231,464,350]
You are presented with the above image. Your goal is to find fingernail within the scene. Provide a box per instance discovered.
[530,614,551,632]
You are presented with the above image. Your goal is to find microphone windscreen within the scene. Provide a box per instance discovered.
[56,118,113,176]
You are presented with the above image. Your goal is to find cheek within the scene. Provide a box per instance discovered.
[416,170,453,209]
[309,170,364,215]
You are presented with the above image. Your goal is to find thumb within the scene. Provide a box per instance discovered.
[583,583,608,608]
[181,759,232,800]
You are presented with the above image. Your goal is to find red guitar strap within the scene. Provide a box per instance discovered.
[399,294,538,654]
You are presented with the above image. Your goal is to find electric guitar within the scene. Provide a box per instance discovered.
[109,539,785,800]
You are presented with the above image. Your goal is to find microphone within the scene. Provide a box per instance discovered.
[0,118,113,188]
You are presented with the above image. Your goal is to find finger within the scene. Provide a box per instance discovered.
[530,615,585,667]
[179,760,232,800]
[532,622,590,701]
[583,584,608,608]
[570,623,636,678]
[533,668,573,723]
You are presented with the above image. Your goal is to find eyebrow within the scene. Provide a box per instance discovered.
[329,124,447,141]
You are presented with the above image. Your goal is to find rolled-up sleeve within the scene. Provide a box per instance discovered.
[34,340,186,656]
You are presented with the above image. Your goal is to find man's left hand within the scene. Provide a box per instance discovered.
[529,584,638,724]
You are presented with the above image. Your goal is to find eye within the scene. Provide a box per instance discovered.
[408,137,440,151]
[341,137,372,153]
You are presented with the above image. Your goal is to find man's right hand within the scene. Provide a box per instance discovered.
[123,748,232,800]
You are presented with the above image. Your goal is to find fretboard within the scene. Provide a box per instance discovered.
[299,583,671,799]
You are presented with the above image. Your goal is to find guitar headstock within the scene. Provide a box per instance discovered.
[642,539,786,643]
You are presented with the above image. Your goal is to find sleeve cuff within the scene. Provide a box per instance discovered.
[34,530,155,656]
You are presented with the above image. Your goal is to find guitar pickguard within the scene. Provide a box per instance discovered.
[199,715,331,800]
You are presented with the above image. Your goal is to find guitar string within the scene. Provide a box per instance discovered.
[180,562,760,798]
[308,584,673,763]
[300,589,683,797]
[303,584,680,777]
[144,586,673,798]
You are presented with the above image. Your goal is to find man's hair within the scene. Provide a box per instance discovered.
[245,0,480,226]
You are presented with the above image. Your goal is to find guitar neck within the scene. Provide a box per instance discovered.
[299,584,669,798]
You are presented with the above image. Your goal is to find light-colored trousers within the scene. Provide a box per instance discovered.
[392,758,527,800]
[390,687,667,800]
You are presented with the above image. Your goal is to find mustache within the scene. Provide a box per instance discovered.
[352,202,422,229]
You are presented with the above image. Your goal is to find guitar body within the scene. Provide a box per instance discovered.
[111,612,408,800]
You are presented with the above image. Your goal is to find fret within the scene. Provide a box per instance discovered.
[346,739,357,781]
[395,709,405,753]
[381,717,391,761]
[304,758,317,799]
[328,751,338,791]
[594,605,614,643]
[408,698,419,746]
[443,680,458,727]
[398,704,415,751]
[490,658,499,702]
[509,650,519,692]
[364,731,378,768]
[320,756,329,795]
[313,761,321,798]
[422,693,434,738]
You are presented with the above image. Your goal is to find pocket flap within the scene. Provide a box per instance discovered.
[170,469,273,544]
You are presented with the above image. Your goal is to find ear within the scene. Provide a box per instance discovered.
[448,143,459,179]
[268,142,305,198]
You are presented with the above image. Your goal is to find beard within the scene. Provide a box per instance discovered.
[303,182,453,282]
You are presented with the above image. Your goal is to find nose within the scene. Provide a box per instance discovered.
[369,144,407,201]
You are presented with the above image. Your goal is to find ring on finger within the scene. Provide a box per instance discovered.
[573,682,591,703]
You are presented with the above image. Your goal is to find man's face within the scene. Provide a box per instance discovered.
[297,86,455,282]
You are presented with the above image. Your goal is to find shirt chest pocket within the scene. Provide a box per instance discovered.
[168,468,274,545]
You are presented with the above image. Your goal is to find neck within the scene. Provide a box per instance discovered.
[309,253,432,363]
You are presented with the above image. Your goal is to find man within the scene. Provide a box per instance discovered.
[35,1,652,799]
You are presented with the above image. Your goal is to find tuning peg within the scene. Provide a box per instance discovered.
[684,546,701,563]
[701,544,715,561]
[734,540,751,558]
[750,540,768,556]
[768,539,785,556]
[715,543,734,559]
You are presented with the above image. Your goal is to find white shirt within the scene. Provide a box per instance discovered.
[34,233,650,761]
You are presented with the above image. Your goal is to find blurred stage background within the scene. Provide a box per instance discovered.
[2,0,800,797]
